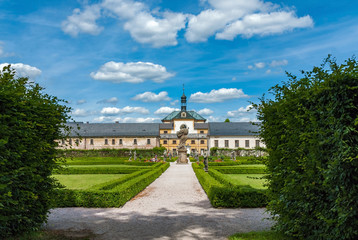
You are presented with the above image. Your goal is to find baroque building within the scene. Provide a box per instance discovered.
[60,90,264,153]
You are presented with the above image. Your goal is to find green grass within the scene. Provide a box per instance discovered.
[229,231,291,240]
[225,174,267,189]
[63,156,128,163]
[53,174,127,189]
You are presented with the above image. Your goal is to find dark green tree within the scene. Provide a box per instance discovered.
[224,118,230,122]
[0,65,71,237]
[253,56,358,239]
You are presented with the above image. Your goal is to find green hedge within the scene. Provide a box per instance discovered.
[65,161,158,166]
[54,166,143,174]
[192,163,267,208]
[53,163,169,207]
[60,147,166,157]
[213,166,266,174]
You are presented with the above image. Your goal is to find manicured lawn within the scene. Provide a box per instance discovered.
[225,174,267,189]
[53,174,127,189]
[64,157,128,163]
[229,231,291,240]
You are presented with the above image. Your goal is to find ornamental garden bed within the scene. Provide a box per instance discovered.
[192,162,268,208]
[52,158,169,207]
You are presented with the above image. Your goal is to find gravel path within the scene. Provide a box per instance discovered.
[45,163,273,239]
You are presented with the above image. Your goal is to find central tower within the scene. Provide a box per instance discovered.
[181,84,187,111]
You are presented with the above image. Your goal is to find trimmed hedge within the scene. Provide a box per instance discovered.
[53,163,169,207]
[65,161,157,166]
[54,166,143,174]
[61,147,166,157]
[213,166,266,174]
[192,163,267,208]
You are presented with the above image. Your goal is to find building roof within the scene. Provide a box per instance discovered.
[65,122,159,137]
[194,123,209,129]
[162,110,206,121]
[159,123,173,129]
[208,122,259,136]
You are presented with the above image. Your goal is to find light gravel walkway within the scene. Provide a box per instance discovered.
[45,163,273,240]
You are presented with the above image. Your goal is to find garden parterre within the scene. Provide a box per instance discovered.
[52,157,169,208]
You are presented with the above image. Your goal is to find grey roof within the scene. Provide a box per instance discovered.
[162,111,206,121]
[194,123,209,129]
[159,123,173,129]
[208,122,259,136]
[65,122,159,137]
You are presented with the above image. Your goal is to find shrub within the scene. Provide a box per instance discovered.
[0,66,70,237]
[254,56,358,239]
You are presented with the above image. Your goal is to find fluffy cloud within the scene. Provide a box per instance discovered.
[97,97,118,104]
[94,116,159,123]
[71,108,92,117]
[100,106,149,115]
[62,4,103,37]
[0,63,41,79]
[132,91,171,102]
[154,107,179,115]
[76,99,87,105]
[270,59,288,67]
[90,61,174,84]
[198,108,214,116]
[170,100,179,106]
[186,0,313,42]
[189,88,248,103]
[227,105,255,117]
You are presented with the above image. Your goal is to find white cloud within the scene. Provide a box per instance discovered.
[270,59,288,67]
[206,115,221,122]
[265,69,272,74]
[76,99,87,105]
[189,88,249,103]
[170,100,179,106]
[100,106,149,115]
[227,105,255,117]
[93,116,159,123]
[255,62,266,69]
[71,108,92,117]
[97,97,118,104]
[198,108,214,116]
[0,63,41,79]
[62,4,103,37]
[90,61,174,84]
[132,91,171,102]
[154,107,179,115]
[186,0,313,42]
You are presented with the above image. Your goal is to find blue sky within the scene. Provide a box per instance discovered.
[1,0,357,123]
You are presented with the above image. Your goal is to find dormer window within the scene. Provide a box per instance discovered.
[181,112,186,118]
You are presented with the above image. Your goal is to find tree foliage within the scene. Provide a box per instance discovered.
[253,56,358,239]
[224,118,230,122]
[0,66,71,237]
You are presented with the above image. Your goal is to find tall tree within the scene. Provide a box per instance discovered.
[0,65,71,237]
[253,56,358,239]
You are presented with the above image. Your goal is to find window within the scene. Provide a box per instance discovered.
[173,148,176,153]
[104,139,108,145]
[147,139,151,145]
[256,140,260,147]
[191,140,195,144]
[134,139,137,145]
[90,139,94,145]
[119,139,122,145]
[235,140,239,148]
[200,130,204,134]
[225,140,229,147]
[181,112,186,117]
[245,140,250,148]
[214,140,218,147]
[163,140,167,144]
[172,140,177,144]
[164,130,168,134]
[200,140,205,144]
[112,139,115,145]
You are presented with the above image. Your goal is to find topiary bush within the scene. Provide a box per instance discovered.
[254,56,358,239]
[0,66,71,237]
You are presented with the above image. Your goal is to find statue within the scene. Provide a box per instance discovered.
[134,150,137,161]
[129,150,132,161]
[203,150,208,172]
[195,151,199,163]
[163,150,167,162]
[168,151,172,161]
[231,150,236,161]
[176,124,189,163]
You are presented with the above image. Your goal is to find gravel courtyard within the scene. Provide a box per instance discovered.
[45,163,273,240]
